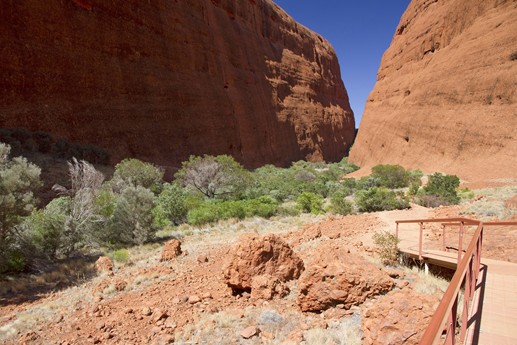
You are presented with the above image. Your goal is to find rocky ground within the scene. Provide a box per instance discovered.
[1,184,515,344]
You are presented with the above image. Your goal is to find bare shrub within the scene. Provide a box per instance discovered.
[373,230,400,265]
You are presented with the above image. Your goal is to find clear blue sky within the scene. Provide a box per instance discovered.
[273,1,410,126]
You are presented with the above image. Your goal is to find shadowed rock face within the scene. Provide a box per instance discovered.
[350,0,517,181]
[0,0,355,170]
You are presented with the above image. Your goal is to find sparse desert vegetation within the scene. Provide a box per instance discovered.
[1,142,515,344]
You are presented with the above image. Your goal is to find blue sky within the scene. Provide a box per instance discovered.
[273,1,411,126]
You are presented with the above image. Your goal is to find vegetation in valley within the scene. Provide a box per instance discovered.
[0,140,464,275]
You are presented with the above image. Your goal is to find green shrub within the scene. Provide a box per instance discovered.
[356,187,409,212]
[373,231,399,265]
[330,189,354,215]
[409,182,420,196]
[371,164,409,188]
[111,249,130,264]
[242,196,279,218]
[421,173,460,206]
[113,158,164,192]
[296,192,325,214]
[187,202,223,226]
[23,197,69,260]
[356,176,382,190]
[186,196,279,226]
[103,186,156,247]
[152,183,188,227]
[176,155,251,200]
[0,143,41,273]
[278,203,301,216]
[407,169,423,186]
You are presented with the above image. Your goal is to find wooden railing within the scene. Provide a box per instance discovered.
[394,217,517,344]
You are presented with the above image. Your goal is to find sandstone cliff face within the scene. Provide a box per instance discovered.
[0,0,354,170]
[350,0,517,181]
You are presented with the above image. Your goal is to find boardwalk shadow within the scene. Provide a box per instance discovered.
[466,264,487,344]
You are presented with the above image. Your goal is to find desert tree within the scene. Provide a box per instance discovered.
[52,158,104,255]
[175,155,251,199]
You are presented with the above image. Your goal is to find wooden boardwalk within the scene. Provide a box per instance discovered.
[398,231,517,344]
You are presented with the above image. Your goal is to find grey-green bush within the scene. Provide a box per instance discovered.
[356,187,409,212]
[112,158,164,192]
[105,186,157,247]
[330,188,354,215]
[0,143,41,273]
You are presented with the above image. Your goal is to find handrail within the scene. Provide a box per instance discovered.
[395,217,480,225]
[395,217,517,344]
[419,222,483,344]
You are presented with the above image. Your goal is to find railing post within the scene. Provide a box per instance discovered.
[395,222,399,239]
[419,222,424,261]
[442,224,446,251]
[460,260,472,341]
[457,221,464,264]
[445,295,458,345]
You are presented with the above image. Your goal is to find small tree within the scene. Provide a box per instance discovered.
[0,143,41,272]
[175,155,251,199]
[112,158,164,192]
[422,173,460,206]
[105,186,156,246]
[371,164,409,189]
[152,183,188,227]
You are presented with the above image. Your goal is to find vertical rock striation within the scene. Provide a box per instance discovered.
[0,0,355,170]
[350,0,517,180]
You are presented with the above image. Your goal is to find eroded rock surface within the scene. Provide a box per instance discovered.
[0,0,355,170]
[223,233,304,292]
[297,244,394,312]
[350,0,517,181]
[362,289,441,345]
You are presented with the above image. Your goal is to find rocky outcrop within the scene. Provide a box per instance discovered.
[297,244,394,312]
[0,0,355,170]
[350,0,517,181]
[160,240,182,262]
[362,290,440,345]
[223,233,304,292]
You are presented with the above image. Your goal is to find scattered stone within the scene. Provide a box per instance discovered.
[398,280,410,289]
[197,255,209,263]
[160,240,182,262]
[95,321,105,330]
[113,277,127,291]
[95,256,114,275]
[142,307,152,316]
[240,326,259,339]
[153,309,168,322]
[188,295,201,304]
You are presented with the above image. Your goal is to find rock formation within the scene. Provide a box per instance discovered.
[297,243,394,312]
[223,233,304,292]
[0,0,355,170]
[160,239,182,262]
[350,0,517,181]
